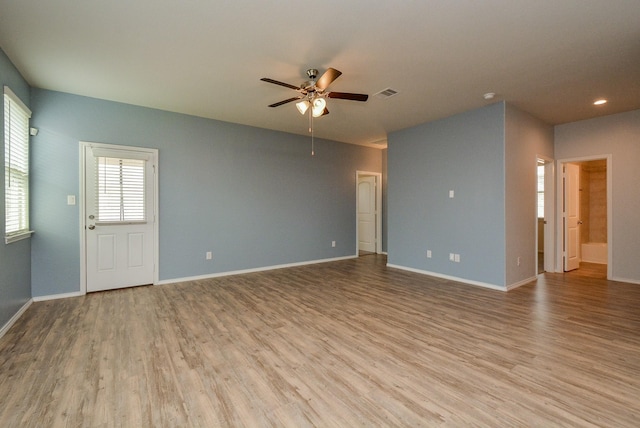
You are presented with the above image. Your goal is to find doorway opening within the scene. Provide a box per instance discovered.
[80,142,159,293]
[557,155,611,279]
[356,171,382,256]
[536,157,554,274]
[537,159,545,273]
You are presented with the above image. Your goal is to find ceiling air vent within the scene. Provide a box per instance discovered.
[374,88,398,99]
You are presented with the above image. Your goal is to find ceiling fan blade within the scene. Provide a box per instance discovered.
[321,107,329,116]
[261,78,301,91]
[268,97,301,108]
[328,92,369,102]
[315,68,342,91]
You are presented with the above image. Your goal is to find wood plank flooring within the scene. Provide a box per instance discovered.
[1,256,639,427]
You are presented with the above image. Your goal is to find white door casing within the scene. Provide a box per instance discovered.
[358,175,376,253]
[82,143,158,292]
[563,163,580,271]
[543,159,555,273]
[536,156,555,274]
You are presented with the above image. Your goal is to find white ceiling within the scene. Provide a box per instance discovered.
[1,1,639,147]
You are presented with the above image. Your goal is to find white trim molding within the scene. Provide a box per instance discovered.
[611,276,640,286]
[386,263,508,292]
[32,291,85,302]
[0,299,33,340]
[157,255,357,286]
[506,276,538,291]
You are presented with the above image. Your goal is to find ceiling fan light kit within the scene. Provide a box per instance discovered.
[311,97,326,117]
[296,100,310,115]
[261,67,368,114]
[261,67,369,155]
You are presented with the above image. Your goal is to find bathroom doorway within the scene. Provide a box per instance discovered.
[557,156,611,279]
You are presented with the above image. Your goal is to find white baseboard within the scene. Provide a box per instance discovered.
[611,276,640,285]
[157,255,358,286]
[32,291,85,302]
[506,276,537,290]
[0,299,33,340]
[386,263,508,292]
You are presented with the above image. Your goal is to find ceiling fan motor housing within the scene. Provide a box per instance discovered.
[306,69,319,80]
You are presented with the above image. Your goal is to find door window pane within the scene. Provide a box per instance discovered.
[96,157,145,222]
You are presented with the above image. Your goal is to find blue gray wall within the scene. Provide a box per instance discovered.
[387,103,506,287]
[29,89,382,297]
[555,109,640,284]
[504,104,554,285]
[0,49,32,327]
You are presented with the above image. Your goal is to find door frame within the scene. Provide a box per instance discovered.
[356,171,382,255]
[79,141,159,294]
[555,154,612,278]
[536,155,556,274]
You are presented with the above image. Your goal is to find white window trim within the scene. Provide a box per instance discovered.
[5,230,34,244]
[4,86,31,116]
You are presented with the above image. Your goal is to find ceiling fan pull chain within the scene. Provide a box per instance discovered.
[310,109,315,156]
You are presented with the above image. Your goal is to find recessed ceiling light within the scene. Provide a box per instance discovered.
[593,99,607,105]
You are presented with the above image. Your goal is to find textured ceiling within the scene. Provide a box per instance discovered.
[1,0,639,147]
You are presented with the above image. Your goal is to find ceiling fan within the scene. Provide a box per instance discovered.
[261,68,368,117]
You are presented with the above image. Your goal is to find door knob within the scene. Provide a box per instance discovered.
[88,225,95,230]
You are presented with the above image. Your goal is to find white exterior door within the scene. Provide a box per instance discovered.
[84,144,157,292]
[563,163,580,271]
[358,176,376,253]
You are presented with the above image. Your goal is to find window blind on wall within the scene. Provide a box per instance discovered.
[95,156,146,222]
[4,86,32,243]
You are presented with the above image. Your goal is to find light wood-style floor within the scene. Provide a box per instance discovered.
[1,256,638,427]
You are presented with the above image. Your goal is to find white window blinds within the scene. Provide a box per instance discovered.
[96,156,146,223]
[4,86,32,243]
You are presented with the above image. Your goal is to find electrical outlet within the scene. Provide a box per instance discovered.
[206,251,212,260]
[517,256,521,266]
[426,250,432,258]
[449,253,455,261]
[332,241,336,248]
[454,254,460,263]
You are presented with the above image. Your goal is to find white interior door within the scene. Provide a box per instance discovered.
[84,144,157,292]
[358,176,376,253]
[563,163,580,271]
